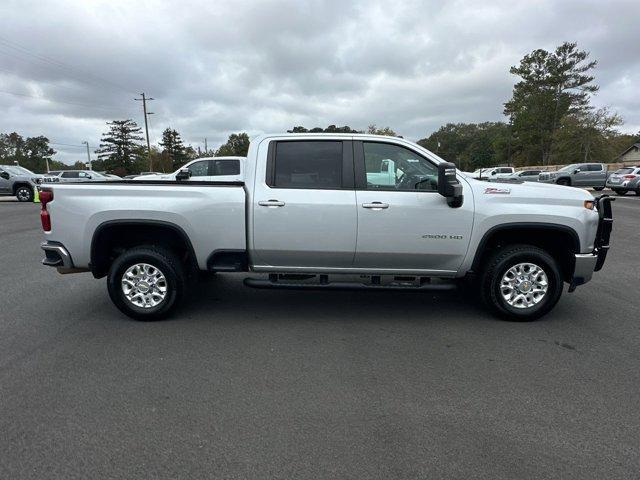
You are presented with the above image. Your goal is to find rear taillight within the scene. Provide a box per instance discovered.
[40,189,53,231]
[623,174,637,179]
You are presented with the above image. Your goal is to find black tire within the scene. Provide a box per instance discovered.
[613,189,627,196]
[480,244,563,321]
[15,185,34,202]
[635,188,640,196]
[556,178,570,186]
[593,186,604,191]
[107,246,187,321]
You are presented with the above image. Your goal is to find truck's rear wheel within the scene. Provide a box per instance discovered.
[556,178,570,186]
[107,246,186,320]
[480,244,563,321]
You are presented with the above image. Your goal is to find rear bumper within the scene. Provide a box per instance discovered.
[568,195,614,291]
[41,241,88,274]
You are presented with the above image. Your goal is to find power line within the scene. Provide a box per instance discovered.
[0,35,135,95]
[0,89,129,111]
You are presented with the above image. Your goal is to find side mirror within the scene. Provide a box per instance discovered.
[176,168,191,181]
[573,168,580,174]
[437,162,463,208]
[0,171,10,180]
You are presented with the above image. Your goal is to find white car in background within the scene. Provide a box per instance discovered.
[469,166,515,180]
[134,157,245,182]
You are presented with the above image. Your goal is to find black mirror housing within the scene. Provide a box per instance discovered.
[0,171,10,180]
[437,162,463,208]
[176,168,191,181]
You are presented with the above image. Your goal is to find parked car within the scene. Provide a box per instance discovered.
[0,165,43,202]
[606,166,640,195]
[539,163,608,189]
[40,133,613,322]
[470,166,515,180]
[133,157,245,182]
[43,170,115,183]
[502,169,544,182]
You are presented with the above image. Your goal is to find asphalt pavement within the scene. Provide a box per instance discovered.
[0,196,639,479]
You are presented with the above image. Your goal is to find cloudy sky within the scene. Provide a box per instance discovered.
[0,0,639,165]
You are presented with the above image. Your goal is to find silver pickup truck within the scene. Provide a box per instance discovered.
[39,134,614,321]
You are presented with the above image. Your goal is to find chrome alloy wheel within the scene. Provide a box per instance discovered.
[121,263,168,308]
[500,262,549,309]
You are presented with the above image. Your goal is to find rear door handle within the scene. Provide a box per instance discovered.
[362,202,389,210]
[258,199,285,207]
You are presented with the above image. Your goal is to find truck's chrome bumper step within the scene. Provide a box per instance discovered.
[243,277,457,292]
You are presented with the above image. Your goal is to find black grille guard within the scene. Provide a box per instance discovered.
[593,195,614,272]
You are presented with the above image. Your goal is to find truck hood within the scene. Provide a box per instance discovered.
[466,177,594,202]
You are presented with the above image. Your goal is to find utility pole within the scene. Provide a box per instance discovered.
[82,141,92,170]
[135,93,154,170]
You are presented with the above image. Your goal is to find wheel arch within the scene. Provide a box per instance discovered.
[471,223,581,282]
[12,182,33,195]
[90,219,197,278]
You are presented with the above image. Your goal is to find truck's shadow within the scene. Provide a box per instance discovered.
[178,273,492,325]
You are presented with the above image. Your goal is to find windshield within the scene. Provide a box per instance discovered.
[558,164,579,172]
[1,165,34,175]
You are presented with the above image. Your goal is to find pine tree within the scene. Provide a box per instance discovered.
[159,128,189,169]
[96,119,144,175]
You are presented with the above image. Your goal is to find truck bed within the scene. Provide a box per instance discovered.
[43,181,247,270]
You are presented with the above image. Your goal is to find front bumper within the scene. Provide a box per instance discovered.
[41,241,87,274]
[569,195,614,291]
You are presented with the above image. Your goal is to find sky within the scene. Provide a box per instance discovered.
[0,0,639,165]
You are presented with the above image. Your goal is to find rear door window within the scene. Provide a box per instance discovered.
[213,159,240,176]
[587,164,603,171]
[270,141,342,189]
[61,171,79,178]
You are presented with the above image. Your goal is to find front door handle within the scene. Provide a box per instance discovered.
[362,202,389,210]
[258,199,285,207]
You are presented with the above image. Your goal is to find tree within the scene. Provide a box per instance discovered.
[0,132,56,173]
[554,107,624,163]
[367,125,397,136]
[215,132,250,156]
[417,122,511,171]
[504,42,598,165]
[159,128,189,170]
[287,125,362,134]
[95,119,144,175]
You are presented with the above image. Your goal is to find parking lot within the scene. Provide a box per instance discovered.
[1,195,639,479]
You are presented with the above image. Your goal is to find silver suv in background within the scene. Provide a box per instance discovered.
[0,165,43,202]
[606,166,640,195]
[539,163,608,189]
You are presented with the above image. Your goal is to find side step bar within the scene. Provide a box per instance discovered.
[243,277,457,292]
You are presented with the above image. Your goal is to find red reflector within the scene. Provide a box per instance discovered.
[40,210,51,231]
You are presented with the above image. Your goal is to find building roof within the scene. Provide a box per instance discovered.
[616,142,640,159]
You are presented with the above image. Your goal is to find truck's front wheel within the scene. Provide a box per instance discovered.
[107,246,186,320]
[480,245,563,321]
